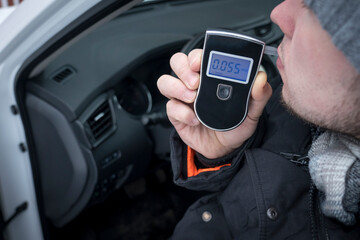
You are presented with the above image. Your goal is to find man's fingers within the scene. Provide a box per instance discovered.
[166,99,199,127]
[247,71,273,122]
[188,49,202,72]
[157,74,197,103]
[170,52,200,90]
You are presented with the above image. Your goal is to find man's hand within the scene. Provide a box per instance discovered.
[157,49,272,159]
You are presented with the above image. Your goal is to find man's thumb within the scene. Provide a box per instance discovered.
[247,71,273,121]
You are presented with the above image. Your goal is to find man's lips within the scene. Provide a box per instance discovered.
[276,56,284,69]
[276,47,284,70]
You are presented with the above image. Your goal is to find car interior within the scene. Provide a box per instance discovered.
[16,0,283,239]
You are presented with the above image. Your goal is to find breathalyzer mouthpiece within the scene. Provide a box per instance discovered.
[264,45,278,57]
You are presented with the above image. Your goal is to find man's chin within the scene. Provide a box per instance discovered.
[280,87,360,139]
[281,90,346,136]
[280,89,313,126]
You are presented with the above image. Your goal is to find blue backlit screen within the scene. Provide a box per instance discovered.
[206,51,253,84]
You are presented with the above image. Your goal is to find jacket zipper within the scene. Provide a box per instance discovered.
[279,152,309,166]
[280,152,329,240]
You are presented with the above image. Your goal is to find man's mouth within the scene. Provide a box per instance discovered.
[276,45,284,70]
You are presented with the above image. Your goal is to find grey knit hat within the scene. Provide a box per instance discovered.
[305,0,360,73]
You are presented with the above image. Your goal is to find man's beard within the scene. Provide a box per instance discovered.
[279,87,360,139]
[279,90,315,127]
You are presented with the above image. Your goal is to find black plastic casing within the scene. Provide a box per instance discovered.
[194,29,265,131]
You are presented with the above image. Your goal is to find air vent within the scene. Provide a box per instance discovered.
[50,66,76,84]
[86,100,115,144]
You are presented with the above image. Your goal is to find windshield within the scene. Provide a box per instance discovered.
[143,0,165,2]
[142,0,165,3]
[141,0,188,4]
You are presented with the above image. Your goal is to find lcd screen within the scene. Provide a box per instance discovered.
[206,51,253,84]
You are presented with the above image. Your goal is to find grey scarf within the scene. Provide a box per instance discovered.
[309,131,360,225]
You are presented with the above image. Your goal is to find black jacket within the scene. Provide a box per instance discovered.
[169,83,360,239]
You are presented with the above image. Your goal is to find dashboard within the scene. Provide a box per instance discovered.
[24,0,283,227]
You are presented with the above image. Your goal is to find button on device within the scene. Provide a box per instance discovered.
[216,84,232,100]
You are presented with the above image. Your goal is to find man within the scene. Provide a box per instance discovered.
[157,0,360,238]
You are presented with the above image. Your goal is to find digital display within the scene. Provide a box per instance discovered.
[206,51,253,84]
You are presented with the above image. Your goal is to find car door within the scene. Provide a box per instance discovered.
[0,1,140,239]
